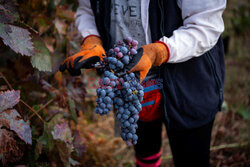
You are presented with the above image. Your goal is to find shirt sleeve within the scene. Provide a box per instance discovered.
[159,0,226,63]
[75,0,100,38]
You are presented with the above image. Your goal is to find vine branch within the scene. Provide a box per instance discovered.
[20,99,45,122]
[28,98,54,120]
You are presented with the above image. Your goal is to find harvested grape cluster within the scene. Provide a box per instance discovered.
[95,37,144,145]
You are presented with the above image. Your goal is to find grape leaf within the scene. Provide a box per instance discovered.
[0,23,34,56]
[0,0,19,24]
[73,130,85,157]
[67,82,85,103]
[55,141,72,167]
[0,90,20,112]
[35,139,43,159]
[0,109,32,144]
[0,23,11,46]
[0,129,15,154]
[68,99,78,123]
[43,114,74,166]
[0,128,23,164]
[51,122,73,144]
[38,123,54,151]
[238,107,250,120]
[31,36,52,72]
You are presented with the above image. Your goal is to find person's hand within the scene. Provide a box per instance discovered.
[126,42,169,82]
[59,35,105,76]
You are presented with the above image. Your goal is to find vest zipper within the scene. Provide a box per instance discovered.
[206,52,223,110]
[96,0,100,14]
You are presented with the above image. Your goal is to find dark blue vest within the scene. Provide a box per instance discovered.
[90,0,225,130]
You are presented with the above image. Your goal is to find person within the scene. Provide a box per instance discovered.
[59,0,226,166]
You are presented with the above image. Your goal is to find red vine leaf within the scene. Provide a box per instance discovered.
[55,141,72,166]
[0,109,32,144]
[51,121,73,146]
[0,90,20,112]
[73,130,85,157]
[0,129,23,164]
[0,23,34,56]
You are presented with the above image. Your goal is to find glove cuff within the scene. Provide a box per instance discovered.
[142,42,169,66]
[155,41,170,63]
[81,35,103,49]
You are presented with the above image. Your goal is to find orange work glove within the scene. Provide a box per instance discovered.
[59,35,105,76]
[126,42,169,82]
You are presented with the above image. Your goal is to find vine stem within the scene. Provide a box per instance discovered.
[20,99,45,122]
[210,141,249,151]
[0,72,13,90]
[28,98,54,120]
[0,72,24,118]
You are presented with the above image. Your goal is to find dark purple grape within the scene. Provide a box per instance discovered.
[130,48,137,55]
[126,37,132,43]
[114,47,120,52]
[132,40,138,46]
[117,52,123,58]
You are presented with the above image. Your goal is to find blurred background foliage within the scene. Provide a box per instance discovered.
[0,0,249,166]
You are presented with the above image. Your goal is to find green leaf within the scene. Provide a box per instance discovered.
[68,99,78,123]
[40,114,67,151]
[0,23,34,56]
[38,123,54,151]
[238,107,250,120]
[30,36,52,72]
[47,113,64,127]
[0,109,32,144]
[0,90,20,112]
[32,104,41,111]
[35,139,43,160]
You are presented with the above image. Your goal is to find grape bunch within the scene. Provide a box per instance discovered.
[95,37,144,145]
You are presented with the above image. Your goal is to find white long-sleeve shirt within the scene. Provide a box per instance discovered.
[75,0,226,63]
